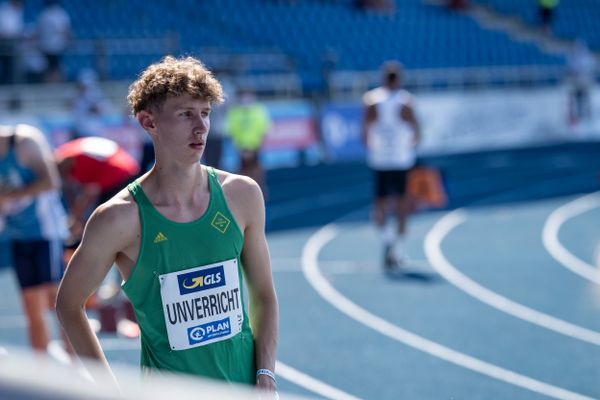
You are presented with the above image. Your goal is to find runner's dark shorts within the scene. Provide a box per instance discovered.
[12,239,64,289]
[374,169,410,197]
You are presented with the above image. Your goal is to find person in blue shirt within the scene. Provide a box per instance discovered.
[0,123,70,353]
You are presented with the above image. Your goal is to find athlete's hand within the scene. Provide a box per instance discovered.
[256,375,278,398]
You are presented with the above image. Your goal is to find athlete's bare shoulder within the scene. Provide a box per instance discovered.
[14,124,45,140]
[98,186,138,220]
[84,187,140,247]
[13,124,52,156]
[363,86,388,106]
[211,167,264,230]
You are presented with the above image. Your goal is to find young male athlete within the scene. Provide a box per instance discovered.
[56,56,279,394]
[0,124,70,353]
[362,61,421,270]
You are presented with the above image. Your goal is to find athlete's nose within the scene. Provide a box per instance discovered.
[193,115,209,135]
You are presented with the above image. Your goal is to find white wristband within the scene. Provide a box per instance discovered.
[256,368,276,383]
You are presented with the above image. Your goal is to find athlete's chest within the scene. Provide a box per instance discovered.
[152,199,211,224]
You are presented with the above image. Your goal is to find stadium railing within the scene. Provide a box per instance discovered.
[329,64,568,98]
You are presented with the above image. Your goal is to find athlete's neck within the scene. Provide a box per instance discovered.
[145,162,208,206]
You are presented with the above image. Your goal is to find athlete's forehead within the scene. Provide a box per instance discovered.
[162,94,211,111]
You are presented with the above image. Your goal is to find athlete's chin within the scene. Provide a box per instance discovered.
[192,153,204,164]
[188,145,205,159]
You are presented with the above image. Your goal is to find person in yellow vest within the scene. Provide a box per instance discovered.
[226,88,271,195]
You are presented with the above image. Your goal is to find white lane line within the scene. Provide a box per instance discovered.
[425,210,600,346]
[303,224,595,400]
[277,361,362,400]
[272,258,431,274]
[542,192,600,285]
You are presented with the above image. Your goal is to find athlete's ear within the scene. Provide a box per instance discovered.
[138,110,156,133]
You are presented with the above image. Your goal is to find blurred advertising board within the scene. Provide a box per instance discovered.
[319,102,365,162]
[320,87,600,161]
[263,100,318,150]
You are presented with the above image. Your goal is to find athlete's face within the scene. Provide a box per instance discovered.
[142,94,212,163]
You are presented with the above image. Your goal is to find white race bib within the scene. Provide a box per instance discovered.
[159,258,244,351]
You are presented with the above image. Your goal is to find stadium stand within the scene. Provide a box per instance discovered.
[19,0,565,92]
[474,0,600,49]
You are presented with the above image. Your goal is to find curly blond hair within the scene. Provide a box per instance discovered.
[127,55,224,115]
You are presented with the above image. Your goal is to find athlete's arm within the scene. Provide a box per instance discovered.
[56,200,134,387]
[232,176,279,392]
[401,100,421,145]
[361,104,377,146]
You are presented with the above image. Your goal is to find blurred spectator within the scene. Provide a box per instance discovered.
[566,40,597,124]
[55,136,139,254]
[537,0,558,33]
[20,27,48,84]
[0,0,24,84]
[0,123,70,353]
[362,61,421,271]
[70,69,111,138]
[226,88,271,194]
[36,0,72,83]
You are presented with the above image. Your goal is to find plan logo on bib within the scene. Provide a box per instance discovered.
[187,317,232,345]
[211,212,230,234]
[177,265,225,295]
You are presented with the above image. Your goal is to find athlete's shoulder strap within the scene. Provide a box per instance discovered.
[127,179,152,207]
[206,166,217,180]
[206,166,231,207]
[206,166,223,190]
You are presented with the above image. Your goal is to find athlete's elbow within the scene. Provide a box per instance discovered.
[55,290,84,323]
[55,292,69,322]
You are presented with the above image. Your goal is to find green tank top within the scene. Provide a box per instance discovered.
[122,167,255,384]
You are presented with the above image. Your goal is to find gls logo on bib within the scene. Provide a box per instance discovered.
[177,266,225,295]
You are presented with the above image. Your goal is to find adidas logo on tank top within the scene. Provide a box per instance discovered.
[154,232,168,243]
